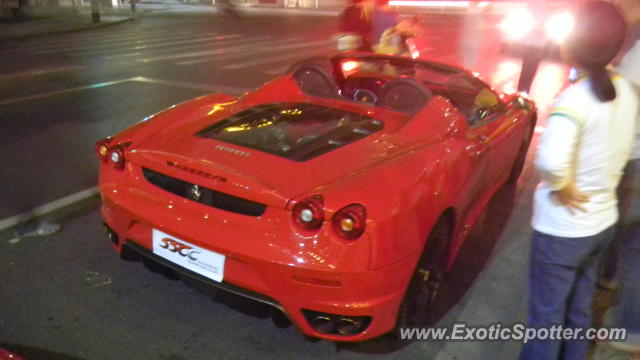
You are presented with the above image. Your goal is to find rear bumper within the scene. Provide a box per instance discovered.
[99,183,417,341]
[118,238,288,312]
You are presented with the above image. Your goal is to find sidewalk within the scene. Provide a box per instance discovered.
[0,1,492,42]
[0,7,134,41]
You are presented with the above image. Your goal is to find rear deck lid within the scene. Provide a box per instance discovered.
[195,102,384,162]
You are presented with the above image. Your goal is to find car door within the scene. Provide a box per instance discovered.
[458,119,492,219]
[441,74,522,217]
[467,86,526,187]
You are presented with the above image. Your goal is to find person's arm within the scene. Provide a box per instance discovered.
[535,108,589,213]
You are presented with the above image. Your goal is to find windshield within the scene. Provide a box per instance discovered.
[196,103,384,161]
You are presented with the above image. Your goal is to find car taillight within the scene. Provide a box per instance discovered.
[95,138,111,162]
[109,145,126,169]
[292,195,324,230]
[332,204,366,240]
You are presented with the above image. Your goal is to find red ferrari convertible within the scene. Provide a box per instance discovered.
[97,53,536,341]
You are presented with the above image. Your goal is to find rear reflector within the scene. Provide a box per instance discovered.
[292,195,324,230]
[109,145,126,169]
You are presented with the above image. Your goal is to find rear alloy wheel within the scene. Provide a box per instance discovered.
[396,216,452,331]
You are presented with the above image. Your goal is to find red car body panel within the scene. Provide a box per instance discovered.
[98,55,536,341]
[0,349,25,360]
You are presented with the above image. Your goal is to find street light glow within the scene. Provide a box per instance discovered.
[388,1,489,7]
[545,12,575,44]
[499,9,534,41]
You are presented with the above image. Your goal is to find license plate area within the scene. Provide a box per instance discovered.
[152,229,225,282]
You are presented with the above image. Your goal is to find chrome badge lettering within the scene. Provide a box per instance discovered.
[167,161,228,183]
[215,144,250,157]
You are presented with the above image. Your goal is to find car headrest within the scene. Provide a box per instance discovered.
[288,60,340,100]
[377,77,432,114]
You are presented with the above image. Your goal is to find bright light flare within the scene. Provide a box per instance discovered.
[389,1,469,7]
[388,0,488,6]
[545,12,575,44]
[342,61,359,72]
[500,9,534,41]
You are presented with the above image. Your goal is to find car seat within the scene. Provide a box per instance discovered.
[288,59,340,100]
[377,77,432,114]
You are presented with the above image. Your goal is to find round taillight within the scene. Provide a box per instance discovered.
[292,195,324,230]
[332,204,366,240]
[109,146,125,169]
[95,139,111,162]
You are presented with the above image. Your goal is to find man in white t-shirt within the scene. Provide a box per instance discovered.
[524,74,638,360]
[520,2,638,360]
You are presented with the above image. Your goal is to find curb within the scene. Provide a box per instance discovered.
[0,189,101,241]
[0,16,135,41]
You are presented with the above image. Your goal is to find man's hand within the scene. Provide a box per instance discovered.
[552,183,590,215]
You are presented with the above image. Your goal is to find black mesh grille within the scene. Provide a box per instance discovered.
[142,168,266,217]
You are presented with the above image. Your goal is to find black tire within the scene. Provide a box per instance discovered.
[506,123,533,184]
[396,215,452,332]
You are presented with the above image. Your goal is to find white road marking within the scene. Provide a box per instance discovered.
[0,187,99,233]
[105,34,273,60]
[130,76,248,95]
[140,37,301,63]
[0,66,86,80]
[107,51,142,59]
[0,77,249,107]
[36,32,224,55]
[0,76,253,231]
[83,33,243,56]
[174,37,301,65]
[263,65,292,75]
[138,49,226,63]
[175,39,327,65]
[0,79,132,107]
[10,29,179,52]
[221,46,332,69]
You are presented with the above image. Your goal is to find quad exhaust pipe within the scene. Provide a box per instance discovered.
[303,310,371,336]
[335,318,362,336]
[311,316,335,334]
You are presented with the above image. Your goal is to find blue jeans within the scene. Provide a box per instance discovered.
[614,222,640,340]
[520,227,615,360]
[601,159,640,282]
